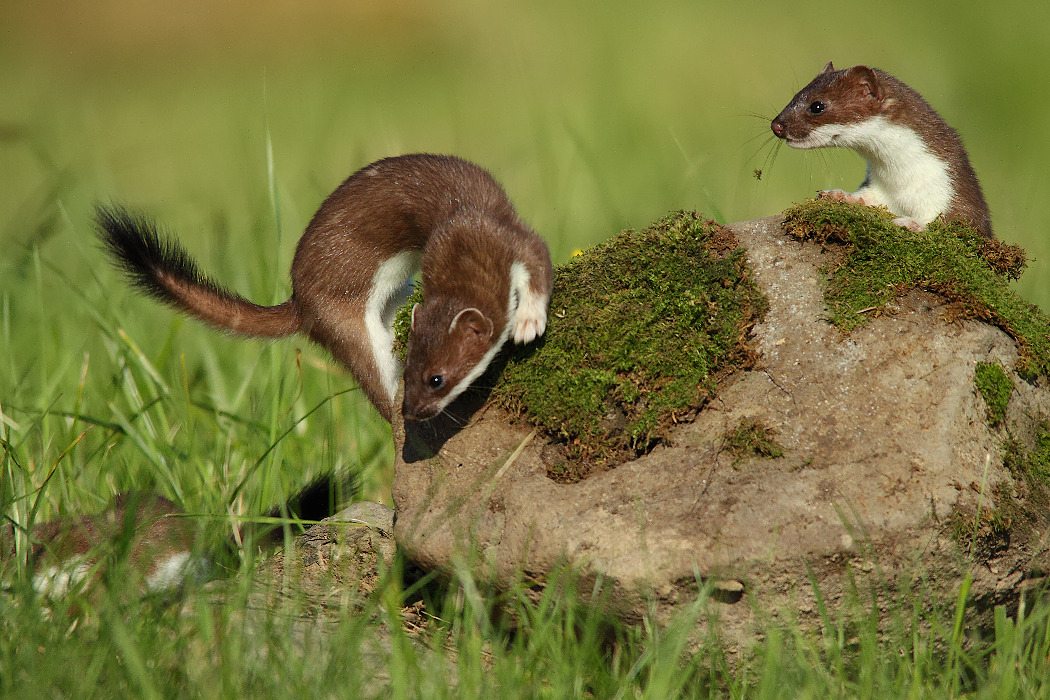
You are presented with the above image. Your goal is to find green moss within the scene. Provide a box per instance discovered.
[392,287,422,363]
[489,211,766,464]
[723,419,784,463]
[1003,423,1050,489]
[974,362,1013,427]
[782,198,1048,377]
[950,422,1050,557]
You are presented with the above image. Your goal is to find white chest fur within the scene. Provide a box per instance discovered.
[805,116,953,226]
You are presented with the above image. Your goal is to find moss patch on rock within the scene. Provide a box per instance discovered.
[994,423,1050,552]
[949,421,1050,559]
[946,482,1016,561]
[974,362,1013,427]
[782,198,1048,377]
[723,419,784,464]
[489,211,766,465]
[392,290,420,362]
[1003,423,1050,493]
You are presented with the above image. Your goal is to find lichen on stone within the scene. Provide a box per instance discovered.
[782,198,1048,377]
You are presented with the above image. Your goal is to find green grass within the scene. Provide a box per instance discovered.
[5,0,1050,696]
[6,549,1050,697]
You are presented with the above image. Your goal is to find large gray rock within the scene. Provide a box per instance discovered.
[391,215,1050,642]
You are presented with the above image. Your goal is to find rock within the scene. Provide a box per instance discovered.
[2,491,207,597]
[202,501,442,693]
[391,213,1050,644]
[252,501,397,610]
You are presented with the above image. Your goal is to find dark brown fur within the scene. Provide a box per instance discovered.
[401,209,552,420]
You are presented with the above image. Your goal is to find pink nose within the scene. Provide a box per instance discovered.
[771,121,785,138]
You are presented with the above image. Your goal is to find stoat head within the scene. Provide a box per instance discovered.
[771,62,887,149]
[402,302,497,422]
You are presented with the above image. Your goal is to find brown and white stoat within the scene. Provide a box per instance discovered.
[96,154,554,422]
[1,492,205,596]
[0,475,362,597]
[771,62,993,238]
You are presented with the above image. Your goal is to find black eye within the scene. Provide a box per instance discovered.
[808,101,826,114]
[428,375,444,390]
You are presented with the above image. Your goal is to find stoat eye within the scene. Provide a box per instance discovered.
[808,101,826,114]
[427,375,445,390]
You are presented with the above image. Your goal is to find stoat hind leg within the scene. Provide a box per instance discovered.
[509,261,548,345]
[313,251,419,422]
[314,313,396,422]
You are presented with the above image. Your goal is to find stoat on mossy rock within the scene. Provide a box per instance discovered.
[772,62,993,238]
[392,211,1050,651]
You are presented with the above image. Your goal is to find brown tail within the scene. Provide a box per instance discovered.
[96,205,300,338]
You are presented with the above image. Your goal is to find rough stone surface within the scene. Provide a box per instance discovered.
[391,215,1050,643]
[251,501,397,611]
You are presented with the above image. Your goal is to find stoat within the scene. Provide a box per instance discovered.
[1,474,363,597]
[1,492,205,597]
[771,62,992,238]
[96,154,554,422]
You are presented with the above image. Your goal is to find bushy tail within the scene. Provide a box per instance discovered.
[96,205,300,338]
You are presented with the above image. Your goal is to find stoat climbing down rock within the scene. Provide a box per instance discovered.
[97,154,554,422]
[771,62,993,238]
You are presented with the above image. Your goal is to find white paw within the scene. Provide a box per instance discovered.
[512,295,548,344]
[891,216,924,232]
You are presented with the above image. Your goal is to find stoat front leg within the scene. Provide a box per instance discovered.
[890,216,924,232]
[818,189,868,205]
[818,190,925,232]
[508,261,549,345]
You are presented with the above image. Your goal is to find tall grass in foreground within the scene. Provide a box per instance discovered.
[0,234,390,548]
[11,246,1050,695]
[4,546,1050,697]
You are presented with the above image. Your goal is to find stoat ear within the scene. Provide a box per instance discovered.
[849,65,882,101]
[821,61,835,74]
[411,303,420,331]
[449,307,494,340]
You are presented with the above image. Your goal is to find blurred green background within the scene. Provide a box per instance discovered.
[4,1,1047,264]
[2,0,1048,511]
